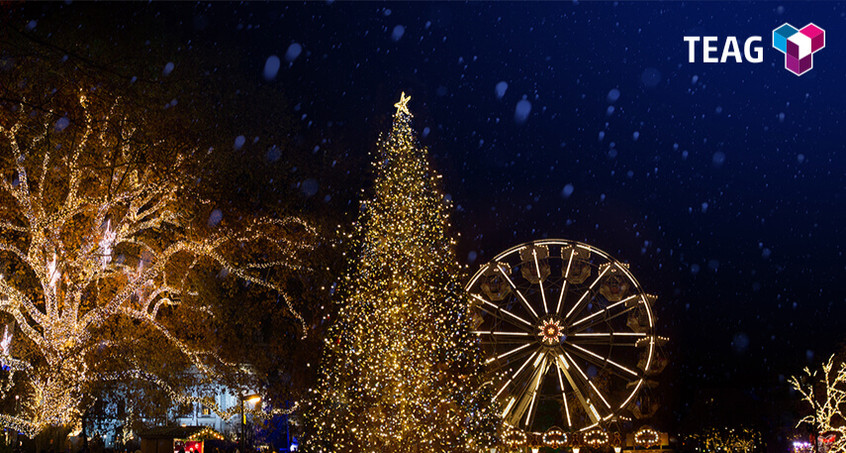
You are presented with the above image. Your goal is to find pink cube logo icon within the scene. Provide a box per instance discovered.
[772,23,826,76]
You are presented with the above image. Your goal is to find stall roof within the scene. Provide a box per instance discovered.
[139,426,207,440]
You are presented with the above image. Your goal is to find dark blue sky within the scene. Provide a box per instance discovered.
[259,0,845,394]
[257,1,845,439]
[24,0,846,444]
[191,0,843,441]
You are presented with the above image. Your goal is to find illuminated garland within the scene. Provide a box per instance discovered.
[188,426,225,441]
[0,94,313,435]
[543,428,567,448]
[583,428,609,446]
[635,335,669,347]
[634,427,660,447]
[503,426,528,449]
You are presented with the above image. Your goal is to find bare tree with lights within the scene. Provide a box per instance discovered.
[304,93,499,452]
[790,354,846,453]
[0,92,315,437]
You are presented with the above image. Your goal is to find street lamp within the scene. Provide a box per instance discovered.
[240,394,261,453]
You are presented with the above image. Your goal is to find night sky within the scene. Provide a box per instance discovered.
[17,1,846,448]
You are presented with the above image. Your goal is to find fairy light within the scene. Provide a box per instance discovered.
[0,94,314,435]
[634,427,660,447]
[305,93,499,451]
[542,428,567,449]
[686,427,762,453]
[188,426,225,441]
[583,428,609,446]
[503,425,528,449]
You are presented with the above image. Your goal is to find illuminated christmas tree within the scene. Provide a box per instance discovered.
[305,93,499,452]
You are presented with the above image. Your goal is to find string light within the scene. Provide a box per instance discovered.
[583,428,609,446]
[542,428,567,449]
[686,427,762,453]
[188,426,225,441]
[305,93,499,451]
[634,427,660,447]
[503,425,528,449]
[0,94,314,435]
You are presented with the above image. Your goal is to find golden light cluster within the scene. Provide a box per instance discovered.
[687,427,762,453]
[188,426,225,441]
[583,428,610,446]
[634,427,660,447]
[0,95,312,435]
[503,425,528,449]
[543,428,568,448]
[305,94,498,451]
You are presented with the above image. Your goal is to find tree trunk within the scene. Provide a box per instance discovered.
[34,426,72,453]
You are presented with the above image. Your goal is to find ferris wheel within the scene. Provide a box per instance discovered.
[466,239,666,435]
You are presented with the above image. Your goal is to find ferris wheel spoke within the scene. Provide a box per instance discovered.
[563,265,612,323]
[487,345,538,374]
[570,295,637,329]
[479,337,533,345]
[473,330,533,337]
[563,341,640,379]
[568,332,646,347]
[554,353,600,424]
[556,247,576,314]
[506,354,548,427]
[469,293,534,332]
[532,248,549,314]
[523,377,541,429]
[496,264,540,320]
[561,350,613,414]
[494,351,539,400]
[570,303,640,334]
[554,360,573,428]
[475,330,533,344]
[485,343,534,366]
[567,339,641,347]
[501,352,543,419]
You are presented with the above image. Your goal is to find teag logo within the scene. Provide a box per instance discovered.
[683,36,764,63]
[683,23,826,75]
[772,23,825,76]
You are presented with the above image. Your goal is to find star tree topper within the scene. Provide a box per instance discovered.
[394,91,412,117]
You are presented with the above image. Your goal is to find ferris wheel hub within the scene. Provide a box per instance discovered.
[538,316,565,346]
